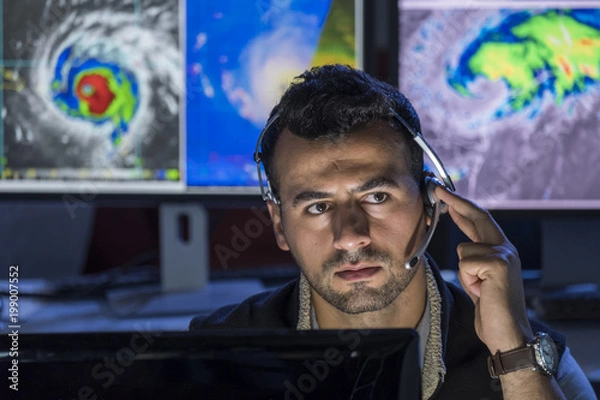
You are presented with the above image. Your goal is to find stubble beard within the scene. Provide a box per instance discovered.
[302,247,418,314]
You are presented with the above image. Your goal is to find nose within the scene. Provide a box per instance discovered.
[332,204,371,252]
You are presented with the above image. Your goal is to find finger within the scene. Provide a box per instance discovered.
[457,255,495,299]
[457,267,481,302]
[434,186,506,245]
[458,254,512,281]
[456,242,505,261]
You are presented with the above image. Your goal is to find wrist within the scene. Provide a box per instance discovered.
[487,332,558,379]
[485,322,533,354]
[487,333,531,354]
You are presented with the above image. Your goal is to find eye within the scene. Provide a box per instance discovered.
[364,192,388,204]
[307,202,330,215]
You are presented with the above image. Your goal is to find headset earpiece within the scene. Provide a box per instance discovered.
[422,175,449,217]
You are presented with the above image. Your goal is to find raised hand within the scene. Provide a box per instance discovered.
[434,186,533,354]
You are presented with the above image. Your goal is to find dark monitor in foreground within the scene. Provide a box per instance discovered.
[0,329,420,400]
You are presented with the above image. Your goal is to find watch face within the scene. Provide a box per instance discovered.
[537,333,558,374]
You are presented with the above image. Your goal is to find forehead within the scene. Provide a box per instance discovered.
[272,123,412,195]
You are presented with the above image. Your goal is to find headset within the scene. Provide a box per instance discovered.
[254,107,455,270]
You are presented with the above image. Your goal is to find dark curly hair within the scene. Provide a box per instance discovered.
[260,64,424,200]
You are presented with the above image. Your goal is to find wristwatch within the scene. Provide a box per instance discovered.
[487,332,558,379]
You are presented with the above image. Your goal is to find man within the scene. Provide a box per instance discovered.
[191,65,595,399]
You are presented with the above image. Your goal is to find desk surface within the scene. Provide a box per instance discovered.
[1,279,266,333]
[2,278,599,387]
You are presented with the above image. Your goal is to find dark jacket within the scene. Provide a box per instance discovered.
[190,261,566,399]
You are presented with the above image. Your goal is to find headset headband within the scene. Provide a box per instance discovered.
[253,112,281,203]
[254,107,455,204]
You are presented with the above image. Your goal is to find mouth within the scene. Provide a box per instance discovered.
[335,265,382,282]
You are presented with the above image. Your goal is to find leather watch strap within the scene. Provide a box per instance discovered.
[488,345,537,379]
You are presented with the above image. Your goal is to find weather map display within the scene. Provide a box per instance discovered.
[0,0,359,195]
[186,0,358,190]
[398,1,600,208]
[1,0,182,193]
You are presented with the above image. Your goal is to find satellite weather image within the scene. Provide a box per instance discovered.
[399,2,600,207]
[2,0,181,182]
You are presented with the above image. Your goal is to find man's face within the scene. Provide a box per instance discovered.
[267,122,429,314]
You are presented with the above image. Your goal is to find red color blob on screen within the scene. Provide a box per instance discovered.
[76,74,116,115]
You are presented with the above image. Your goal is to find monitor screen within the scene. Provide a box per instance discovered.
[397,0,600,210]
[0,329,420,400]
[0,0,362,196]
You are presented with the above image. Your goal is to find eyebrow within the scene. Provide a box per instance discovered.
[355,176,401,193]
[291,176,402,207]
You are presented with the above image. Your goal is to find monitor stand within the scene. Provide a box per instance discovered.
[105,203,264,318]
[159,203,209,292]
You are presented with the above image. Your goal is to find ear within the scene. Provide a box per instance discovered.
[266,200,290,251]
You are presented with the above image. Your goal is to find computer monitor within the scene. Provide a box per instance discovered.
[0,329,421,400]
[0,0,362,196]
[395,1,600,288]
[186,0,362,192]
[0,0,364,297]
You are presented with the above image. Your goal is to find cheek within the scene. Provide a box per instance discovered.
[369,206,427,252]
[285,223,331,268]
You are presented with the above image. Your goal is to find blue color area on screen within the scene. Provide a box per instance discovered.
[185,0,332,187]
